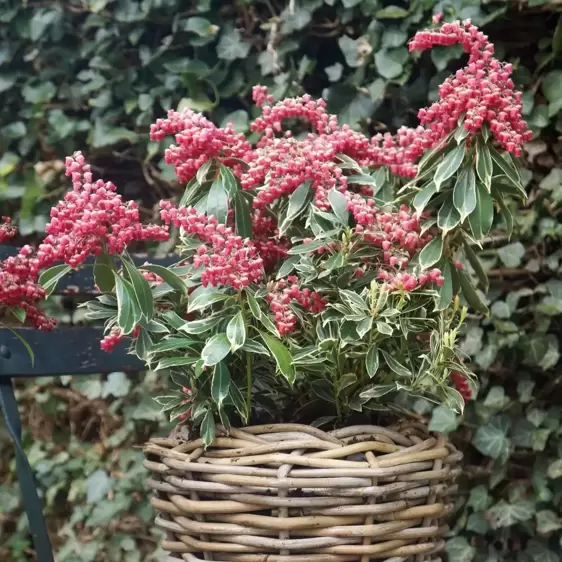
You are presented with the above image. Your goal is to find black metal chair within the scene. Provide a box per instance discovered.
[0,245,172,561]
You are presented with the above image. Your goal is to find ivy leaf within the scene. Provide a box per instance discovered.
[497,242,525,268]
[468,182,494,240]
[374,49,404,80]
[428,405,459,433]
[468,485,491,511]
[207,176,229,223]
[487,499,535,528]
[418,236,443,270]
[226,311,246,351]
[211,361,230,408]
[201,334,231,366]
[437,199,461,234]
[434,144,465,191]
[525,540,560,562]
[473,416,510,460]
[87,470,113,504]
[445,537,475,562]
[261,333,296,383]
[216,27,250,60]
[453,167,477,221]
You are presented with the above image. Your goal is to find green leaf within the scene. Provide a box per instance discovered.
[437,261,453,310]
[261,333,296,383]
[374,49,404,80]
[233,191,252,239]
[476,139,493,190]
[155,356,198,370]
[463,241,489,291]
[418,236,443,270]
[489,144,523,190]
[280,181,311,234]
[437,199,461,234]
[207,176,229,223]
[453,167,477,221]
[468,485,491,510]
[473,416,510,459]
[94,252,116,292]
[188,288,230,312]
[445,537,475,562]
[216,27,250,60]
[114,274,137,334]
[497,242,525,268]
[288,238,330,255]
[102,372,131,398]
[434,144,465,191]
[376,6,409,18]
[536,510,562,534]
[456,268,489,315]
[7,328,34,366]
[328,189,349,225]
[413,182,437,215]
[142,264,187,295]
[487,499,535,528]
[122,257,154,321]
[381,350,411,378]
[39,264,72,297]
[229,381,248,423]
[201,410,216,448]
[211,361,230,408]
[201,334,231,366]
[525,540,560,562]
[365,346,379,378]
[87,470,113,504]
[468,182,494,240]
[226,311,246,351]
[428,405,459,433]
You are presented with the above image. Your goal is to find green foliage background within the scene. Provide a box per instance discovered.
[0,0,561,560]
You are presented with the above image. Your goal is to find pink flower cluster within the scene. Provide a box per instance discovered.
[410,19,532,155]
[0,255,55,330]
[266,276,327,335]
[345,196,443,288]
[160,201,264,289]
[150,111,251,184]
[21,153,169,271]
[0,217,17,243]
[1,154,169,332]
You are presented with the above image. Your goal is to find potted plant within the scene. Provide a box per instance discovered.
[2,18,530,561]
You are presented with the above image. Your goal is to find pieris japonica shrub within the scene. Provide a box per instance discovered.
[0,19,530,446]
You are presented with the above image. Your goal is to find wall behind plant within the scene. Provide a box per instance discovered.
[0,1,561,561]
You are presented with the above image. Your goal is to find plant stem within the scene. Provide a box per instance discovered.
[245,351,252,422]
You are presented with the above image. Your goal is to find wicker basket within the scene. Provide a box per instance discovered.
[144,422,462,562]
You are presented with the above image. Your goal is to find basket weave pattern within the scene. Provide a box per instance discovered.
[144,422,461,562]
